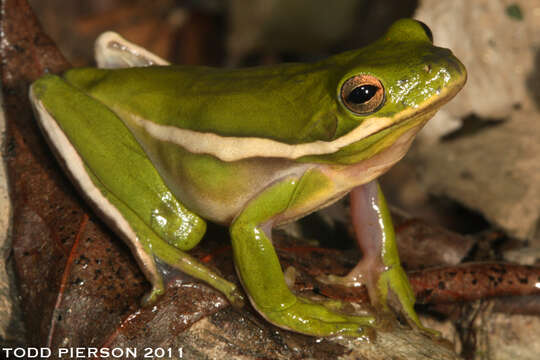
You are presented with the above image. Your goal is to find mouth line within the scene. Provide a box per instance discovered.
[374,77,466,134]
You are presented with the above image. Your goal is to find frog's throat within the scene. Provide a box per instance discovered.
[123,83,461,163]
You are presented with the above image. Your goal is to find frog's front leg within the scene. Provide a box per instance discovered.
[230,176,374,336]
[319,180,429,330]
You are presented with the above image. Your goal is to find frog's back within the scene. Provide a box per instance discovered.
[63,62,340,145]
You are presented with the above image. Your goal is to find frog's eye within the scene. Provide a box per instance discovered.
[341,75,385,115]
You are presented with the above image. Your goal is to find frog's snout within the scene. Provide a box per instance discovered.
[424,47,467,86]
[445,54,468,89]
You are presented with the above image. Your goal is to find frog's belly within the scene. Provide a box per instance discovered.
[149,146,311,225]
[123,118,305,223]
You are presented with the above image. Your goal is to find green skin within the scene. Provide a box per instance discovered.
[29,19,466,336]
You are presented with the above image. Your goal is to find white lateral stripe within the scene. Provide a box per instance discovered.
[129,113,395,161]
[127,85,457,162]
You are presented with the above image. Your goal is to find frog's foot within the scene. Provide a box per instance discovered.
[316,256,380,289]
[317,271,367,288]
[377,264,440,336]
[141,283,165,306]
[260,296,375,337]
[151,240,245,308]
[216,283,245,308]
[132,221,244,308]
[141,261,244,308]
[318,261,438,335]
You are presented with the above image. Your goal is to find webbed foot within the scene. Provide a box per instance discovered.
[262,296,375,337]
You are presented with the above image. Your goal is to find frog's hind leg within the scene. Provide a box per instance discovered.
[30,76,243,307]
[84,172,244,307]
[83,173,167,305]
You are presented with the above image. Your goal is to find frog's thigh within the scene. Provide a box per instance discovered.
[86,170,166,304]
[32,75,207,252]
[33,77,242,305]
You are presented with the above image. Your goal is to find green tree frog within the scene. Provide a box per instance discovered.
[29,19,466,337]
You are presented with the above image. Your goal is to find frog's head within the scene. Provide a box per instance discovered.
[300,18,467,164]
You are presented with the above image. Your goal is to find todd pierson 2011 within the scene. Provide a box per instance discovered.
[1,347,184,359]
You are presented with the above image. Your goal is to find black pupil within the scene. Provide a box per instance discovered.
[347,85,378,104]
